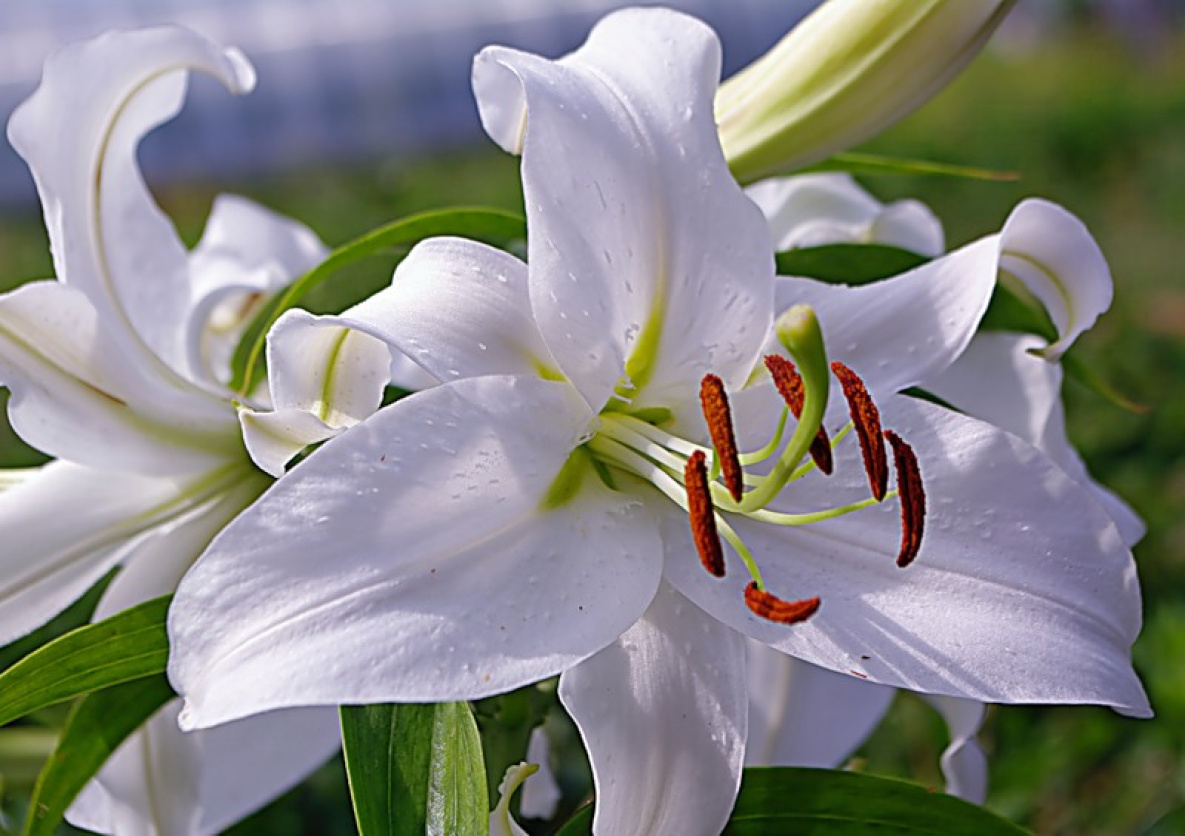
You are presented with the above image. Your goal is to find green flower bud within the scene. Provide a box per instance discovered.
[717,0,1017,184]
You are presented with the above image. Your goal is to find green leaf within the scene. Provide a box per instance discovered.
[341,702,488,836]
[0,596,170,727]
[230,206,528,395]
[806,151,1020,182]
[978,283,1058,342]
[473,685,552,802]
[554,768,1028,835]
[724,768,1029,835]
[554,804,593,836]
[23,675,175,836]
[776,244,928,285]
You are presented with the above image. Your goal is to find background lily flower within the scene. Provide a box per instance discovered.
[746,172,944,256]
[716,0,1018,184]
[168,8,1147,833]
[0,27,352,834]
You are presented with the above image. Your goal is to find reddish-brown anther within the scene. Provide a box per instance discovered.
[684,450,725,577]
[743,582,820,624]
[831,361,888,500]
[699,374,744,502]
[885,430,926,568]
[763,354,834,474]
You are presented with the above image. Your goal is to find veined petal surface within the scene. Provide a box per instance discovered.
[7,25,255,387]
[474,8,773,422]
[170,375,662,728]
[664,392,1149,716]
[559,582,746,836]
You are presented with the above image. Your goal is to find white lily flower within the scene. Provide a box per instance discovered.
[0,28,366,834]
[746,173,944,256]
[168,9,1147,833]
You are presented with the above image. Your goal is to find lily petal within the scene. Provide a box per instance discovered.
[474,8,773,420]
[240,309,391,476]
[317,238,558,384]
[0,282,240,474]
[0,461,248,646]
[169,375,662,728]
[745,643,894,768]
[919,694,988,803]
[67,699,339,836]
[559,582,746,836]
[998,199,1112,361]
[664,391,1150,716]
[67,477,332,836]
[187,194,328,387]
[747,173,944,256]
[518,726,561,820]
[924,331,1144,546]
[773,236,1000,396]
[7,26,255,383]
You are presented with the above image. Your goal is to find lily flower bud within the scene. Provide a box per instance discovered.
[717,0,1017,184]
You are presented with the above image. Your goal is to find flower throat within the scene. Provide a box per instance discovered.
[584,305,926,626]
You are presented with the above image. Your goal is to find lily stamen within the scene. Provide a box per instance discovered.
[685,450,726,577]
[700,374,744,501]
[586,307,927,629]
[885,430,926,567]
[743,582,821,624]
[764,354,834,475]
[831,360,888,501]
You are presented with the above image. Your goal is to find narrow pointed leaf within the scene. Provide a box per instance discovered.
[556,768,1028,835]
[23,675,175,836]
[805,151,1020,182]
[1061,351,1149,414]
[0,596,169,727]
[231,207,527,395]
[776,244,928,285]
[341,702,488,836]
[723,767,1028,835]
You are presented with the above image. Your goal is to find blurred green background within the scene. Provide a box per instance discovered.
[1,16,1184,836]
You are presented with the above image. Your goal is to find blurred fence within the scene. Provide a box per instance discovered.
[0,0,818,207]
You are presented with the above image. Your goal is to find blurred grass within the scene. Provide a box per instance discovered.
[1,20,1184,836]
